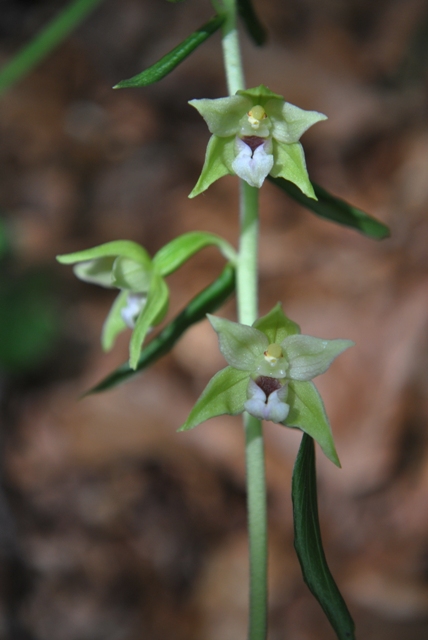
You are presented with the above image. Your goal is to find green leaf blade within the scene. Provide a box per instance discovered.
[114,14,225,88]
[292,433,355,640]
[153,231,236,276]
[237,0,267,46]
[0,0,106,96]
[268,176,390,239]
[286,381,340,467]
[87,264,235,394]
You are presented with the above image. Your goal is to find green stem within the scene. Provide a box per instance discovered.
[220,1,268,638]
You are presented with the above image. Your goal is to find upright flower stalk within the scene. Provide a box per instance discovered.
[219,1,267,638]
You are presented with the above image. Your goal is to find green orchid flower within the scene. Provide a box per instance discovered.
[181,304,353,466]
[189,85,327,199]
[57,232,237,370]
[57,240,168,369]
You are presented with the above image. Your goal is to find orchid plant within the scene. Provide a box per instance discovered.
[3,0,390,638]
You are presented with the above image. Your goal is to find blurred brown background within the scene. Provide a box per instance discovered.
[1,0,428,638]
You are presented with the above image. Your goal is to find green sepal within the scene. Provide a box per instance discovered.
[189,95,249,137]
[207,315,267,371]
[292,434,356,640]
[56,241,152,268]
[101,290,128,351]
[253,302,300,343]
[285,380,340,467]
[270,141,316,199]
[237,0,267,46]
[179,366,249,431]
[73,256,115,288]
[237,84,283,103]
[86,264,235,394]
[111,256,152,291]
[267,101,327,145]
[268,176,390,240]
[153,231,237,276]
[114,14,224,88]
[189,135,235,198]
[129,272,169,369]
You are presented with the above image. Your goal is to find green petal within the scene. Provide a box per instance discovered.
[179,366,249,430]
[189,95,250,136]
[253,303,300,343]
[111,256,152,292]
[153,231,236,276]
[129,273,169,369]
[267,100,327,144]
[208,314,268,371]
[283,335,353,381]
[73,257,115,288]
[57,240,152,267]
[189,135,236,198]
[270,141,316,199]
[101,290,129,352]
[285,381,340,466]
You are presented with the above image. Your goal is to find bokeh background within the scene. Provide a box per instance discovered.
[1,0,428,638]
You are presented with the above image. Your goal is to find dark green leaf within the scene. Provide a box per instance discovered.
[0,0,106,96]
[292,433,355,640]
[114,14,225,88]
[86,263,235,394]
[268,176,390,240]
[237,0,267,46]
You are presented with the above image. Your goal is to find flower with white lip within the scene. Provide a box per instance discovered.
[181,304,353,466]
[189,85,326,198]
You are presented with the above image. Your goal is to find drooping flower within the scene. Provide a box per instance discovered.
[189,85,327,198]
[181,304,353,466]
[57,240,169,369]
[57,232,237,370]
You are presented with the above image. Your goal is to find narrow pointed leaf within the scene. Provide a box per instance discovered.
[153,231,236,276]
[179,366,249,431]
[268,176,390,239]
[86,264,235,394]
[292,433,355,640]
[285,381,340,467]
[129,273,169,369]
[0,0,106,96]
[237,0,267,46]
[114,14,225,88]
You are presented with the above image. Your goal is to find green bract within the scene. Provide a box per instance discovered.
[189,85,326,198]
[180,304,353,466]
[57,232,237,370]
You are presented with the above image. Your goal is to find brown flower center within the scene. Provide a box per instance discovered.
[255,376,282,398]
[241,135,265,154]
